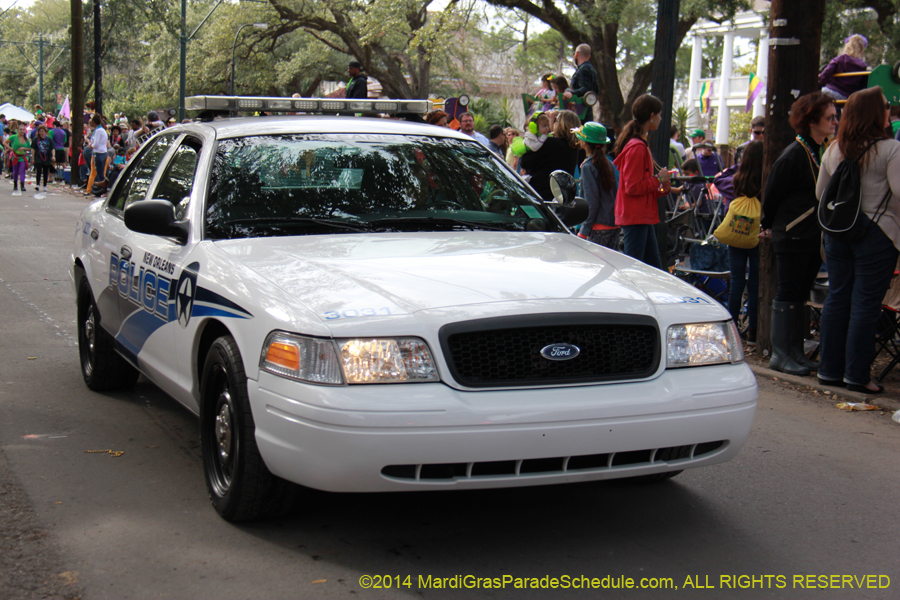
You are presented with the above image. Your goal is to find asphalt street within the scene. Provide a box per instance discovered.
[0,182,898,600]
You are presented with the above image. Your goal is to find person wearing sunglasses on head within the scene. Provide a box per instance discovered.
[760,92,836,376]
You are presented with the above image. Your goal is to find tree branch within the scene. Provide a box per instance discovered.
[303,28,351,55]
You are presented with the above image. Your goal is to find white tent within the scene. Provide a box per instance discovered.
[0,103,36,122]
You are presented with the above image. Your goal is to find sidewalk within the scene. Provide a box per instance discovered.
[748,362,900,414]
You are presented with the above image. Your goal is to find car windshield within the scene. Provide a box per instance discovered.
[205,133,562,239]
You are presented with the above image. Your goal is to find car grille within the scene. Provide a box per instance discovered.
[381,441,727,481]
[439,313,660,387]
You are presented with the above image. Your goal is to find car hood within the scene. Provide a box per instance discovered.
[213,232,677,319]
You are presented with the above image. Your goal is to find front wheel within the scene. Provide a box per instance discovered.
[626,446,687,483]
[627,470,683,484]
[77,278,139,391]
[200,335,297,521]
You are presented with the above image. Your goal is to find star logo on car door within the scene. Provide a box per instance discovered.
[177,277,193,327]
[172,262,199,328]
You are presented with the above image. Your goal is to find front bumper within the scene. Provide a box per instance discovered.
[250,363,757,492]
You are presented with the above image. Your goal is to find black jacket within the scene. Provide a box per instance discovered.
[569,61,599,121]
[761,135,822,253]
[569,61,599,97]
[346,75,368,99]
[519,137,581,201]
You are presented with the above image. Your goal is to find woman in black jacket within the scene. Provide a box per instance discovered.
[760,92,836,375]
[519,110,582,201]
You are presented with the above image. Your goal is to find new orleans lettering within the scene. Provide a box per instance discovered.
[142,251,176,275]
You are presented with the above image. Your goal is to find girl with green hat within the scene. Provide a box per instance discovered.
[575,123,620,249]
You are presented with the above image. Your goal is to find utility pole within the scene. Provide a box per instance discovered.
[758,0,827,355]
[93,0,102,115]
[650,0,681,267]
[70,0,84,186]
[0,36,67,106]
[38,34,43,106]
[178,0,186,122]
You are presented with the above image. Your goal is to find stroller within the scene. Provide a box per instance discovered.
[665,174,722,264]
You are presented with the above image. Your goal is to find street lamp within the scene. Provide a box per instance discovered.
[231,23,268,96]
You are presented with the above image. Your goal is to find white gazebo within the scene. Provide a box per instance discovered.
[686,7,768,144]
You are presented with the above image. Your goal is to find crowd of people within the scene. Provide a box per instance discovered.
[442,35,900,394]
[1,100,184,196]
[4,34,898,392]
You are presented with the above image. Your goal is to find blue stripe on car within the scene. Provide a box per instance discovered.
[117,287,252,356]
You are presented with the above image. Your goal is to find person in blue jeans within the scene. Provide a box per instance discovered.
[725,141,763,345]
[612,94,671,269]
[815,87,900,394]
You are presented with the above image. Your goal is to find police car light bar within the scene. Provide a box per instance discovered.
[185,95,431,115]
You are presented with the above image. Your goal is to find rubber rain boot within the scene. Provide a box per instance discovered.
[768,301,811,376]
[791,302,819,371]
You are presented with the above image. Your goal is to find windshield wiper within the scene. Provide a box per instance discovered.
[365,217,515,232]
[221,217,367,233]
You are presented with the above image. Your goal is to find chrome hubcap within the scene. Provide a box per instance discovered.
[84,311,96,355]
[215,393,233,465]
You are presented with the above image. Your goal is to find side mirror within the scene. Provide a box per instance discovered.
[124,199,189,244]
[546,170,587,226]
[553,196,589,227]
[548,170,576,204]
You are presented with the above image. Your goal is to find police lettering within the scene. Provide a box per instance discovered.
[112,252,173,322]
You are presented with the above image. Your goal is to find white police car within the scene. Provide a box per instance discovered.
[72,96,757,522]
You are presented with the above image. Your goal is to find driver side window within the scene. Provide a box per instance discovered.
[108,135,176,213]
[150,138,201,220]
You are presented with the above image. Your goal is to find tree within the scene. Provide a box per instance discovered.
[757,0,827,355]
[485,9,570,81]
[263,0,472,98]
[480,0,750,128]
[70,0,84,186]
[0,0,69,108]
[821,0,899,68]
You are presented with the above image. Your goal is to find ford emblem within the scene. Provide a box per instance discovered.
[540,343,580,361]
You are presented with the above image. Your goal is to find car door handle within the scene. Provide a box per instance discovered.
[120,246,132,260]
[90,229,99,240]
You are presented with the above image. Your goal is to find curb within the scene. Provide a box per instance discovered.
[748,363,900,413]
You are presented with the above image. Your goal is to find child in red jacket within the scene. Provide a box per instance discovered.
[612,94,671,269]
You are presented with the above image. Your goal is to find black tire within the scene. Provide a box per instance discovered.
[77,279,139,391]
[628,470,683,484]
[626,446,686,483]
[891,60,900,85]
[200,336,297,522]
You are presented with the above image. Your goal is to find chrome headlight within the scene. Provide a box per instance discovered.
[260,332,439,384]
[666,321,744,368]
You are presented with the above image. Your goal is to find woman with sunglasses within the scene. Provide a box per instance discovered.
[815,87,900,393]
[760,92,836,376]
